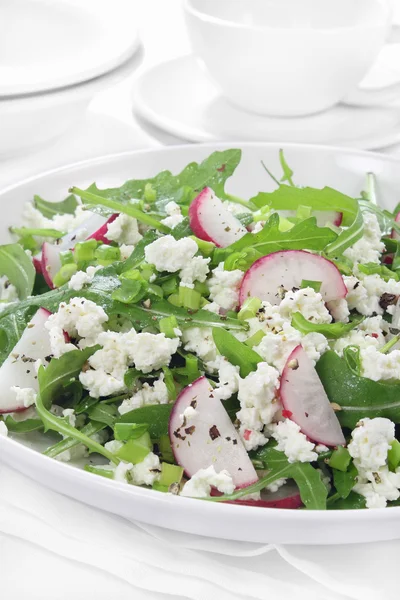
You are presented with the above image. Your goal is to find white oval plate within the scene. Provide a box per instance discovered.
[132,55,400,150]
[0,0,140,97]
[1,143,400,545]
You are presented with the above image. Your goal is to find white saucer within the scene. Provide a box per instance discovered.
[132,55,400,150]
[0,0,140,96]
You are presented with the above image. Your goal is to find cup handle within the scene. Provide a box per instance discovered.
[343,25,400,107]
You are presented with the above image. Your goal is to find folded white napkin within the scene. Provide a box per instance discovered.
[0,462,397,600]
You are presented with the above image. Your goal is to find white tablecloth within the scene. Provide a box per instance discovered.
[2,2,400,598]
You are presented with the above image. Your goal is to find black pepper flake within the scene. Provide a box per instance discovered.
[185,425,196,435]
[232,439,238,445]
[190,400,197,409]
[225,436,231,442]
[305,412,309,417]
[379,293,398,311]
[353,281,360,289]
[173,430,186,441]
[238,467,243,471]
[209,425,221,440]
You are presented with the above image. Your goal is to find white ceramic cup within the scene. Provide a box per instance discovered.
[184,0,400,117]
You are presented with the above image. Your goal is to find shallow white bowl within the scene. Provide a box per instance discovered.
[0,49,142,158]
[0,142,399,545]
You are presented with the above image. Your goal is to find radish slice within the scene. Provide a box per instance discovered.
[392,211,400,241]
[0,308,52,414]
[33,252,42,274]
[41,243,62,289]
[229,484,302,509]
[189,187,247,247]
[239,250,347,307]
[280,345,345,446]
[169,376,258,488]
[279,210,342,227]
[87,213,118,243]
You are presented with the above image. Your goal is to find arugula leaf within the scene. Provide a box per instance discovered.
[4,415,43,433]
[33,194,78,218]
[117,404,172,438]
[10,227,65,239]
[86,403,118,428]
[215,214,337,260]
[357,262,398,282]
[333,463,358,499]
[79,149,242,206]
[316,350,400,428]
[212,328,262,377]
[291,312,364,339]
[327,492,366,510]
[38,347,98,410]
[119,231,158,272]
[279,149,295,186]
[0,243,35,300]
[43,421,106,459]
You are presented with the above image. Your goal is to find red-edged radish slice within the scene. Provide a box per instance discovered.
[391,211,400,241]
[33,251,42,274]
[239,250,347,307]
[280,345,345,446]
[41,242,62,289]
[189,187,247,248]
[279,210,342,227]
[0,308,52,414]
[229,484,302,509]
[87,213,118,243]
[169,376,258,488]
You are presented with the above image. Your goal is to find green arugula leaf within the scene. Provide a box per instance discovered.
[117,404,172,438]
[38,346,99,410]
[333,463,358,499]
[119,231,158,272]
[0,243,35,300]
[87,403,118,428]
[43,421,106,459]
[212,328,262,377]
[215,214,337,260]
[291,312,364,339]
[10,227,65,239]
[357,262,398,282]
[327,492,366,510]
[278,149,295,186]
[33,194,78,218]
[79,149,242,207]
[316,350,400,428]
[4,415,43,433]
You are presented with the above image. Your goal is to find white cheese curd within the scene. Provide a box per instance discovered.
[144,235,198,272]
[46,297,108,347]
[344,275,400,316]
[113,461,134,483]
[179,256,211,285]
[10,386,36,408]
[180,465,235,498]
[266,478,287,494]
[160,201,184,229]
[22,202,93,234]
[251,221,265,234]
[55,443,89,463]
[354,467,400,509]
[125,332,180,374]
[62,408,76,427]
[106,213,142,245]
[79,369,127,398]
[182,327,217,363]
[279,287,332,324]
[202,301,221,315]
[179,405,198,424]
[327,298,350,323]
[333,316,387,356]
[118,374,169,415]
[212,357,240,401]
[348,417,394,471]
[207,263,243,310]
[119,244,135,260]
[360,346,400,381]
[130,452,161,486]
[68,265,102,291]
[0,275,19,313]
[47,325,77,358]
[271,419,317,463]
[0,421,8,436]
[344,212,385,265]
[239,426,269,452]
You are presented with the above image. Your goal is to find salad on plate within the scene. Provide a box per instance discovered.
[1,148,400,511]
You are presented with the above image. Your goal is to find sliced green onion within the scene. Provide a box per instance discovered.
[388,439,400,471]
[74,239,98,262]
[328,446,351,472]
[189,236,215,256]
[159,462,183,487]
[59,250,75,266]
[162,276,179,296]
[114,422,149,441]
[84,464,114,479]
[167,293,182,307]
[120,268,144,282]
[147,283,163,298]
[95,244,121,266]
[178,285,201,310]
[52,263,78,287]
[278,217,295,232]
[159,315,179,338]
[111,279,146,304]
[162,366,177,401]
[116,432,152,464]
[238,297,262,321]
[158,434,174,463]
[144,182,157,203]
[152,481,169,493]
[193,281,209,296]
[224,247,262,272]
[140,264,156,282]
[296,205,312,221]
[301,279,322,292]
[244,330,266,348]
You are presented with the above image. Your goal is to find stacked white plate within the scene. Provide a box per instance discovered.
[0,0,141,157]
